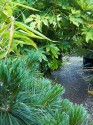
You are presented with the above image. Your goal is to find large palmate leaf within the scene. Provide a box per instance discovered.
[69,9,83,27]
[82,26,93,42]
[46,44,60,58]
[48,59,62,70]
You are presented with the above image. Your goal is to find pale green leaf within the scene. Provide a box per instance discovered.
[5,5,12,16]
[14,33,37,49]
[82,26,93,42]
[15,22,43,39]
[0,51,6,59]
[15,21,52,41]
[10,2,39,11]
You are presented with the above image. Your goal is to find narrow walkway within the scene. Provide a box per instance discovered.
[51,57,88,104]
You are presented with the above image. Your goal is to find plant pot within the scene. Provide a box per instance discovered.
[83,57,93,67]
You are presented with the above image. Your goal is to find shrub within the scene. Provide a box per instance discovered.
[0,50,88,125]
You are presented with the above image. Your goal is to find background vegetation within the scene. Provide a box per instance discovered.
[0,0,93,124]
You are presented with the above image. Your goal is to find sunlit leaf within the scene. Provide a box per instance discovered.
[15,21,52,41]
[10,2,39,11]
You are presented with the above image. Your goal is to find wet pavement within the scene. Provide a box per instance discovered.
[51,57,89,104]
[51,57,93,123]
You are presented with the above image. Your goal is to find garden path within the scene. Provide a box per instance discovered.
[51,57,88,104]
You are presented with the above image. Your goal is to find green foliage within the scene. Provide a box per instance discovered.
[82,26,93,42]
[0,59,35,125]
[69,104,88,125]
[2,0,93,69]
[39,111,69,125]
[37,46,62,73]
[0,50,88,125]
[3,0,93,71]
[69,9,83,27]
[0,1,52,59]
[0,1,91,124]
[0,59,24,105]
[48,59,62,71]
[26,0,93,59]
[46,44,60,58]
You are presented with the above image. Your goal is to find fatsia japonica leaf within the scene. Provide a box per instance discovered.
[46,44,60,58]
[76,0,93,11]
[48,59,61,70]
[26,14,49,32]
[69,9,83,27]
[37,49,48,62]
[82,26,93,42]
[57,0,69,8]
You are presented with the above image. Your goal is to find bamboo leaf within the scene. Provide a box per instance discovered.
[18,30,43,39]
[5,5,12,16]
[0,51,6,59]
[10,2,39,11]
[14,33,37,49]
[7,16,14,54]
[15,21,53,42]
[0,25,9,34]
